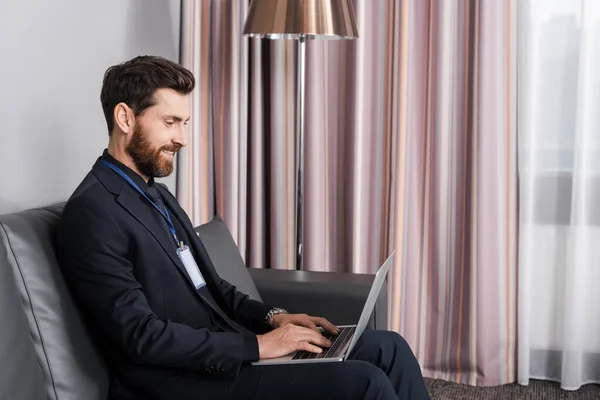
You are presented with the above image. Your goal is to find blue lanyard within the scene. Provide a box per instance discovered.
[102,160,179,245]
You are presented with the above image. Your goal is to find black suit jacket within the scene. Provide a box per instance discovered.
[56,157,273,399]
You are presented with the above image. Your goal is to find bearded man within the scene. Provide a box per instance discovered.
[56,55,430,400]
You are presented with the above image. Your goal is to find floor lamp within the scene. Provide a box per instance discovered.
[243,0,358,270]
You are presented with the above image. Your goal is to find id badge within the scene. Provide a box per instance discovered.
[177,245,206,289]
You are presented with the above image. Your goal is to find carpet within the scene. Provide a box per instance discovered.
[424,378,600,399]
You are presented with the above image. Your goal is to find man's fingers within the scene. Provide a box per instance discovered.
[313,317,340,335]
[289,315,321,333]
[279,314,318,331]
[301,342,323,354]
[299,319,319,332]
[308,331,331,348]
[294,326,331,347]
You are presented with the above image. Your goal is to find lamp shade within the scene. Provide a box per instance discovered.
[243,0,359,40]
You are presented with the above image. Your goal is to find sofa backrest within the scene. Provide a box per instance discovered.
[0,204,109,400]
[194,215,262,302]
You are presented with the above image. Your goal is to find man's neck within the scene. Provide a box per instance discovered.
[107,142,150,182]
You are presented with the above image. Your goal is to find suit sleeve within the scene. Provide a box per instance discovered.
[57,196,258,378]
[215,277,274,333]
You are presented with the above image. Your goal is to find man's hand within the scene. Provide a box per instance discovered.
[256,324,332,359]
[270,313,340,336]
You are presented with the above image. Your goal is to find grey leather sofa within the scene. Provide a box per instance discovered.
[0,204,387,400]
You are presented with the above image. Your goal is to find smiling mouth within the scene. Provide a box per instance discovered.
[161,150,176,156]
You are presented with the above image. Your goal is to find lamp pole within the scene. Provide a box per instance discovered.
[295,34,307,271]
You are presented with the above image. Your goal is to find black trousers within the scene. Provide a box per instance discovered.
[229,330,431,400]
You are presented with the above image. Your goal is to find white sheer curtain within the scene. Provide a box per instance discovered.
[518,0,600,390]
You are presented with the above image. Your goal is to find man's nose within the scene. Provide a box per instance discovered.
[174,124,188,148]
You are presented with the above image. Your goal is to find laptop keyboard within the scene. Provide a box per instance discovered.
[292,326,356,360]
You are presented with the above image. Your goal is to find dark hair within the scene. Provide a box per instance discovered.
[100,55,195,135]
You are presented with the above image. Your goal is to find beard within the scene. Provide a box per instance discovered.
[126,123,180,178]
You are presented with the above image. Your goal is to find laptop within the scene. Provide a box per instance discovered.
[251,251,395,366]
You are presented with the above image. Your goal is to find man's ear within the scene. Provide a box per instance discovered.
[113,103,135,134]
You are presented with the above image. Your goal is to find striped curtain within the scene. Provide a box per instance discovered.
[178,0,517,386]
[391,0,518,386]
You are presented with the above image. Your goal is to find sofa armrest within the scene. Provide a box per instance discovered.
[248,269,388,331]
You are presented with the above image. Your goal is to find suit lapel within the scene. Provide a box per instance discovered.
[116,189,185,267]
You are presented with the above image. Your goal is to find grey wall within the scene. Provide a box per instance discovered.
[0,0,181,214]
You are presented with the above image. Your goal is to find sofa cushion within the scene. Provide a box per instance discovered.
[194,215,262,302]
[0,204,108,400]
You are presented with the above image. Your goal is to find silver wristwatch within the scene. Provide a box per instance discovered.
[265,307,288,326]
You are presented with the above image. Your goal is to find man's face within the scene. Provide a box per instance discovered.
[126,88,190,178]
